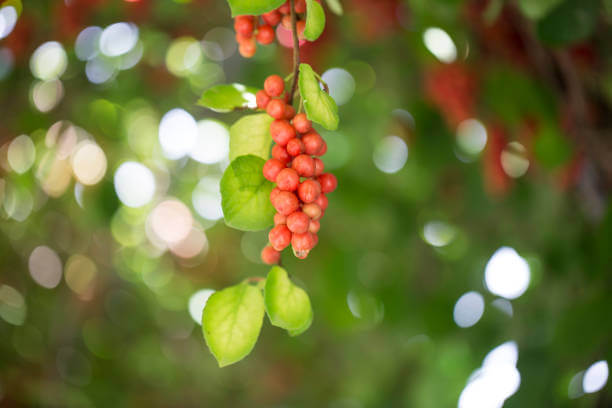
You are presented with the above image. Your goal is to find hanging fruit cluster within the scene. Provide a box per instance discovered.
[258,75,337,263]
[234,0,310,57]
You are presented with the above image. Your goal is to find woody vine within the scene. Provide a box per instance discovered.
[196,0,341,367]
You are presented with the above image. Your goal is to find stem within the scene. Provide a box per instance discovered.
[288,0,300,104]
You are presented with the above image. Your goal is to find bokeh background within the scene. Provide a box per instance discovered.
[1,0,611,406]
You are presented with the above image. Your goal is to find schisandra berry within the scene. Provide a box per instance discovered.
[267,99,286,119]
[269,224,292,251]
[270,187,281,202]
[318,173,337,193]
[262,10,281,26]
[256,25,275,45]
[256,90,271,109]
[292,113,311,133]
[296,20,306,40]
[313,158,324,176]
[274,213,287,225]
[308,219,320,233]
[302,132,324,155]
[319,140,327,155]
[234,16,254,36]
[292,154,315,177]
[261,246,281,264]
[298,179,321,203]
[286,138,304,156]
[281,15,292,29]
[278,1,290,14]
[284,104,296,120]
[239,40,256,58]
[272,191,300,215]
[276,168,299,191]
[312,233,319,247]
[286,211,310,234]
[314,193,328,211]
[295,0,307,13]
[302,202,322,220]
[293,247,309,259]
[270,119,296,146]
[292,231,315,251]
[264,75,285,97]
[272,144,291,164]
[263,159,285,182]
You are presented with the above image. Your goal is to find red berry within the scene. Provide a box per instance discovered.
[318,173,337,193]
[286,211,310,233]
[298,179,321,203]
[261,246,281,264]
[292,113,311,133]
[296,20,306,40]
[278,1,290,14]
[314,193,328,211]
[266,99,286,119]
[276,168,299,191]
[235,32,252,43]
[263,159,285,182]
[238,39,256,57]
[262,10,282,26]
[256,90,271,109]
[302,202,321,220]
[264,75,285,97]
[291,154,315,177]
[274,213,287,225]
[312,232,319,247]
[286,138,304,156]
[281,15,292,29]
[270,119,296,146]
[271,191,299,215]
[309,219,320,233]
[284,104,296,120]
[318,140,327,155]
[302,132,324,155]
[292,231,315,251]
[269,224,291,251]
[272,144,291,164]
[313,158,324,176]
[234,16,254,36]
[256,25,275,45]
[270,187,281,202]
[295,0,306,13]
[293,247,309,259]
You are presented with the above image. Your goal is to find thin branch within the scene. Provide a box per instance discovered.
[288,0,300,104]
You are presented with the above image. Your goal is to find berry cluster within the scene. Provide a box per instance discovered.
[258,75,337,264]
[234,0,308,58]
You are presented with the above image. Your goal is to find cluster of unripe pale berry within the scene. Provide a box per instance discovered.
[258,75,337,264]
[234,0,308,58]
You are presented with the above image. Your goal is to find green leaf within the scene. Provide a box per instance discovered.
[197,84,258,113]
[202,283,265,367]
[518,0,563,20]
[304,0,326,41]
[325,0,343,15]
[226,0,285,17]
[534,123,573,169]
[536,0,598,46]
[264,266,313,335]
[220,155,276,231]
[1,0,22,16]
[229,114,274,161]
[299,63,339,130]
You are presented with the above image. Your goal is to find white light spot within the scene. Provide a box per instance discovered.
[501,141,529,178]
[457,119,487,156]
[7,135,35,174]
[190,120,229,164]
[0,47,14,80]
[165,37,203,77]
[28,246,63,289]
[30,41,68,81]
[0,284,26,325]
[423,221,456,247]
[202,27,236,61]
[373,135,408,174]
[192,176,223,221]
[423,27,457,63]
[583,361,608,393]
[188,289,215,325]
[150,199,193,244]
[31,79,64,112]
[113,161,155,207]
[75,26,102,61]
[169,227,208,259]
[483,341,518,368]
[491,298,513,317]
[453,291,485,328]
[99,22,138,57]
[0,6,17,40]
[485,247,530,300]
[159,109,198,160]
[71,142,107,185]
[322,68,356,106]
[85,57,116,84]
